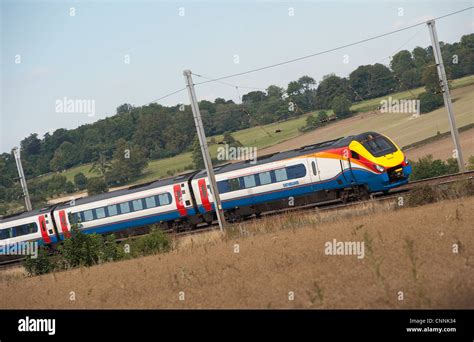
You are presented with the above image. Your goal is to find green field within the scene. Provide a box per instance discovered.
[40,75,474,191]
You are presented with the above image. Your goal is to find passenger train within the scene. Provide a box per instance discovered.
[0,132,411,251]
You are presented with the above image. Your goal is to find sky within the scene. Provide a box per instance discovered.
[1,0,473,152]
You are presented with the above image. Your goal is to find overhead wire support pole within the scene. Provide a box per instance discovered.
[427,20,465,173]
[183,70,226,232]
[12,147,32,211]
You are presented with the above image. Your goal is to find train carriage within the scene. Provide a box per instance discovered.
[191,132,412,220]
[0,208,58,253]
[53,172,199,239]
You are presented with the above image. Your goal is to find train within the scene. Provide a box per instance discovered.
[0,131,412,251]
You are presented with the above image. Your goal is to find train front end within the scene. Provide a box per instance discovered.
[349,132,412,192]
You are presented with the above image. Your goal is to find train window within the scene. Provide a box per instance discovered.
[107,205,118,217]
[258,171,271,185]
[311,162,317,176]
[120,202,131,214]
[228,178,241,191]
[0,228,12,240]
[158,193,171,206]
[83,210,94,221]
[287,164,306,179]
[132,199,143,211]
[351,151,360,159]
[70,213,80,224]
[145,196,157,208]
[274,168,288,182]
[217,180,230,194]
[95,207,106,219]
[243,175,256,188]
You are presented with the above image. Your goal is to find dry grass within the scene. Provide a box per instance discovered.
[1,197,473,309]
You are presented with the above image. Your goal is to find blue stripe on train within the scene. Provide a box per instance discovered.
[57,207,197,239]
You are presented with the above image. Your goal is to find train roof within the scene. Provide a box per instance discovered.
[55,170,199,209]
[0,205,56,223]
[194,132,378,178]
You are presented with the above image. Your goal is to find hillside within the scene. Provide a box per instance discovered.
[2,197,473,309]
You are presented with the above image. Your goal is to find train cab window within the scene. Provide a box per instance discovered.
[274,168,288,182]
[158,193,171,206]
[119,202,131,214]
[145,196,157,208]
[0,228,12,240]
[258,171,272,185]
[360,135,397,157]
[132,199,144,211]
[228,178,241,191]
[107,205,118,217]
[243,175,256,188]
[95,207,106,219]
[83,210,94,222]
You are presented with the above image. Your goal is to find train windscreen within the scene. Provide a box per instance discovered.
[359,134,397,157]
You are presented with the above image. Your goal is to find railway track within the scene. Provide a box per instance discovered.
[1,170,472,272]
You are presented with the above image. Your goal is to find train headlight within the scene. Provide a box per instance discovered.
[404,156,409,165]
[374,164,385,173]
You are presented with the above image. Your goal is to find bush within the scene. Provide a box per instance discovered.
[407,185,439,207]
[418,92,444,113]
[23,247,55,276]
[59,225,106,268]
[410,155,459,181]
[130,228,171,257]
[467,155,474,170]
[74,172,88,190]
[332,95,352,119]
[86,177,108,195]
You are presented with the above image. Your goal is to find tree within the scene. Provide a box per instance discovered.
[86,177,108,195]
[74,173,88,190]
[50,141,78,171]
[349,64,396,99]
[421,65,441,93]
[266,85,284,98]
[192,136,204,169]
[106,139,148,185]
[90,151,111,176]
[222,132,243,148]
[315,74,351,109]
[332,95,352,119]
[242,91,266,104]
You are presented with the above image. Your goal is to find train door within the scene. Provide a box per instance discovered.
[308,158,320,183]
[173,184,188,216]
[57,210,71,239]
[38,214,54,244]
[197,179,213,212]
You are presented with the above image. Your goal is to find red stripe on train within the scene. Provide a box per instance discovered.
[173,184,187,216]
[198,179,212,212]
[38,215,52,244]
[58,210,71,238]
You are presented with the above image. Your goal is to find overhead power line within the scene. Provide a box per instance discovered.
[192,7,473,86]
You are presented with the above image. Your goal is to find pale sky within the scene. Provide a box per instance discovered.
[1,0,473,152]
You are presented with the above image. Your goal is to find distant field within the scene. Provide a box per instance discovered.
[41,75,474,192]
[2,197,472,308]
